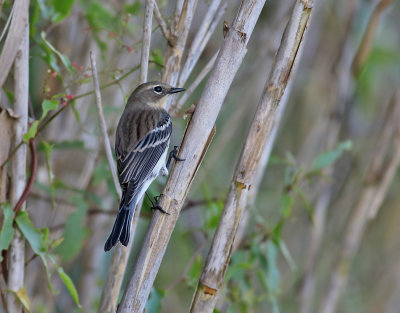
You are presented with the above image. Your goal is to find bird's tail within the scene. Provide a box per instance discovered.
[104,204,134,252]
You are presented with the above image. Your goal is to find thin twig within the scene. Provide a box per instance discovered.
[153,2,171,43]
[190,1,315,312]
[13,139,37,216]
[0,3,14,43]
[90,51,122,200]
[117,1,266,312]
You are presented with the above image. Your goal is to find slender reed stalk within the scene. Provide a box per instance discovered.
[6,17,29,313]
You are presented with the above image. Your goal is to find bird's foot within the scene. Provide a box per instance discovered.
[166,146,185,169]
[150,195,170,215]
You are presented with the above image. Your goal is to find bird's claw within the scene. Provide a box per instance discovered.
[166,146,185,169]
[151,195,170,215]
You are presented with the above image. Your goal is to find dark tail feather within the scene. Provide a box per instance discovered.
[104,208,133,251]
[120,209,134,246]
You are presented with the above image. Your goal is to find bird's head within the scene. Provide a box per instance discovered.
[128,81,185,108]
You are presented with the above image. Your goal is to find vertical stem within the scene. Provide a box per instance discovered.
[139,0,155,83]
[6,18,29,313]
[162,0,199,110]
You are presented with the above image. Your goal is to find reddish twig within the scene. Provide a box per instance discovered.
[13,138,37,216]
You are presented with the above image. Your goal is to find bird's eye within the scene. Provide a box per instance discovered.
[153,86,162,93]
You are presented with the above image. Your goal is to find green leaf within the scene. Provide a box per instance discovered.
[51,258,80,307]
[124,2,141,15]
[55,197,88,261]
[279,194,293,218]
[15,211,54,291]
[277,239,296,272]
[266,241,279,292]
[23,121,39,143]
[16,211,49,254]
[86,2,115,29]
[0,203,15,261]
[41,99,59,119]
[70,101,81,123]
[312,140,353,171]
[22,99,59,142]
[41,32,74,75]
[145,288,164,313]
[52,0,75,22]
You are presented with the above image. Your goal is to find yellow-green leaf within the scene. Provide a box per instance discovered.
[22,121,39,143]
[12,287,31,312]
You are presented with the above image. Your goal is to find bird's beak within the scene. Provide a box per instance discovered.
[168,87,185,94]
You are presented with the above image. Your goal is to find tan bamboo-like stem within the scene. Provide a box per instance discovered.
[139,0,155,83]
[233,70,294,252]
[189,2,315,312]
[318,93,400,313]
[6,14,29,313]
[116,1,266,312]
[161,0,199,110]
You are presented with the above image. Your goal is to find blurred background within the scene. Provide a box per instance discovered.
[0,0,400,312]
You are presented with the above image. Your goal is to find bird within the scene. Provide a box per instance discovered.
[104,81,185,252]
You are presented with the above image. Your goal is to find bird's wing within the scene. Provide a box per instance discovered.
[116,112,172,206]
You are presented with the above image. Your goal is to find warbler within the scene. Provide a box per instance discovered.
[104,82,185,251]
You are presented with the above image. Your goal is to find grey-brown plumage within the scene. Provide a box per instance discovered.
[104,82,185,251]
